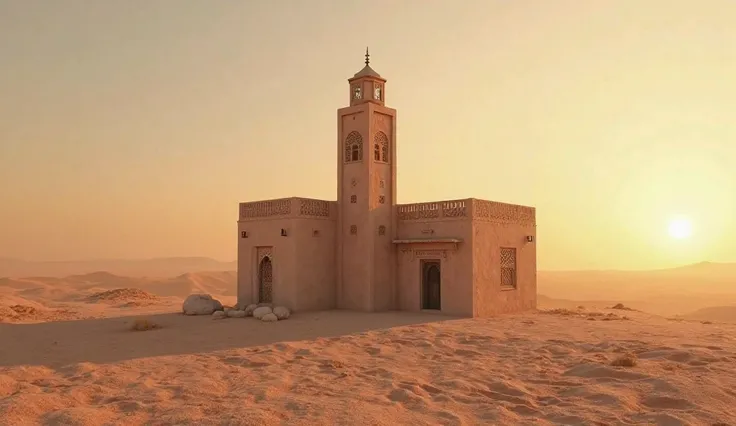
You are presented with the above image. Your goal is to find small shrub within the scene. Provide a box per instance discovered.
[610,353,637,367]
[130,318,160,331]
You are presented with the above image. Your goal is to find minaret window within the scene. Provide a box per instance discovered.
[374,131,389,163]
[344,131,363,162]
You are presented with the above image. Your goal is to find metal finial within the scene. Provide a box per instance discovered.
[365,47,370,65]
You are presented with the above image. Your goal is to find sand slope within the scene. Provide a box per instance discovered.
[2,269,736,424]
[0,271,237,324]
[1,310,735,425]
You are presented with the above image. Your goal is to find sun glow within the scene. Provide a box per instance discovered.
[668,217,693,240]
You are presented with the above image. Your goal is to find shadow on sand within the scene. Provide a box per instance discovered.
[0,310,460,368]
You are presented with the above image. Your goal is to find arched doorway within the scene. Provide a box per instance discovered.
[421,260,441,310]
[258,256,273,303]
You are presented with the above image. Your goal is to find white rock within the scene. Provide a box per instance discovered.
[212,310,227,320]
[182,294,223,316]
[253,306,272,320]
[273,306,291,320]
[261,313,278,322]
[244,304,258,316]
[227,310,246,318]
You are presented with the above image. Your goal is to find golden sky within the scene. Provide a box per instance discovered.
[1,0,734,270]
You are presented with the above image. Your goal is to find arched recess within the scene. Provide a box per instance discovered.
[345,131,363,162]
[374,131,389,163]
[258,256,273,303]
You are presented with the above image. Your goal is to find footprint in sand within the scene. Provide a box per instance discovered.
[640,395,693,410]
[563,363,649,380]
[386,387,426,404]
[365,346,383,356]
[454,349,482,358]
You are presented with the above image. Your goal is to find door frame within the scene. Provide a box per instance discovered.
[420,259,442,311]
[258,255,273,303]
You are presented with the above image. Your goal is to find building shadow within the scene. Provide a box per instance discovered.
[0,310,461,368]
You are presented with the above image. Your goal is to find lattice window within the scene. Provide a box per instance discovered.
[374,144,380,161]
[374,131,389,163]
[350,195,357,203]
[350,225,357,235]
[500,247,517,289]
[345,131,363,162]
[378,225,386,236]
[378,195,385,204]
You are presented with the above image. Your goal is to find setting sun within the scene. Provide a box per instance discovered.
[668,217,693,240]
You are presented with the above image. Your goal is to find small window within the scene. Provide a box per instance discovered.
[374,144,380,161]
[374,131,389,163]
[378,225,386,236]
[378,195,385,204]
[344,131,363,163]
[379,180,385,189]
[350,195,357,203]
[312,229,320,237]
[350,225,357,235]
[500,247,517,289]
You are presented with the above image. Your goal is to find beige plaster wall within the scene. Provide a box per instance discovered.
[369,105,396,312]
[293,217,336,311]
[471,221,537,316]
[395,218,474,316]
[236,218,296,308]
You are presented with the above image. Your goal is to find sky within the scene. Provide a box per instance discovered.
[1,0,735,270]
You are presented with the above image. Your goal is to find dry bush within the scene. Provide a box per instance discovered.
[130,318,160,331]
[610,353,637,367]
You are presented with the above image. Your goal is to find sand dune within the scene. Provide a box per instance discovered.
[682,306,736,323]
[2,267,736,424]
[1,309,735,425]
[0,257,236,278]
[0,271,236,324]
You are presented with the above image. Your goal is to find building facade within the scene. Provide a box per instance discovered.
[236,53,537,317]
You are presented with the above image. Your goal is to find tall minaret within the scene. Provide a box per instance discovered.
[336,49,397,312]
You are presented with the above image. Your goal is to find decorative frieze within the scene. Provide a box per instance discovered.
[473,199,535,226]
[299,199,330,217]
[240,199,291,219]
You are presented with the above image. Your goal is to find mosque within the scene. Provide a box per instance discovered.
[236,50,537,317]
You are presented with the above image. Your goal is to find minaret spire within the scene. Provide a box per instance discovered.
[365,47,370,66]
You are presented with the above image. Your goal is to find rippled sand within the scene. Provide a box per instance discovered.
[2,308,735,425]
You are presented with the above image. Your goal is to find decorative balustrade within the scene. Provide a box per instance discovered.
[397,198,535,225]
[397,200,467,221]
[298,198,331,218]
[472,199,535,226]
[239,197,335,220]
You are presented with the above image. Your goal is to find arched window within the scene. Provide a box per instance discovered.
[374,144,380,161]
[374,131,389,163]
[345,131,363,162]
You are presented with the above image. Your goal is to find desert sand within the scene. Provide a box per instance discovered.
[2,265,736,425]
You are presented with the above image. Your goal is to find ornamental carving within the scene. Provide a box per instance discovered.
[240,199,291,219]
[299,199,330,217]
[414,249,447,259]
[344,131,363,163]
[474,200,535,225]
[256,246,273,263]
[374,131,389,163]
